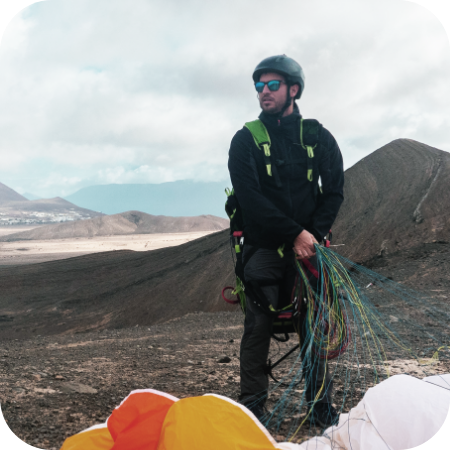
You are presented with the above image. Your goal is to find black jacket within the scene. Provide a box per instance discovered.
[228,105,344,250]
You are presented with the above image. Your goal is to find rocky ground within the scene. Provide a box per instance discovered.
[1,241,450,449]
[2,306,450,449]
[1,311,245,449]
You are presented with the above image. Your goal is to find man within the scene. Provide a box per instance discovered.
[227,55,344,427]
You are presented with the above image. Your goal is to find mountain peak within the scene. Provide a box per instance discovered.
[0,182,29,204]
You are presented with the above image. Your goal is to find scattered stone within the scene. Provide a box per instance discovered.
[229,339,234,343]
[59,382,98,394]
[34,388,57,394]
[218,356,231,364]
[187,360,194,364]
[389,315,399,323]
[54,375,65,380]
[12,387,25,393]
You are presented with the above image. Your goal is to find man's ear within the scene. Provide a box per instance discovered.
[290,84,299,98]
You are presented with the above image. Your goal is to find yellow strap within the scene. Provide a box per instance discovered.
[262,143,271,157]
[266,164,272,176]
[307,169,313,182]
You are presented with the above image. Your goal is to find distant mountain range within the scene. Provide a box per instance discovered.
[1,210,229,241]
[64,181,230,218]
[0,182,102,225]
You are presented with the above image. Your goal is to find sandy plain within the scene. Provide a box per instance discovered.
[0,226,214,265]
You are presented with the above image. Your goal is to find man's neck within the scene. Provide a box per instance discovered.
[282,104,294,117]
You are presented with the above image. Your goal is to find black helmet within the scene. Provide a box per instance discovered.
[252,54,305,99]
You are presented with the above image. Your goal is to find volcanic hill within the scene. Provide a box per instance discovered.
[0,211,229,241]
[332,139,450,262]
[0,181,28,203]
[0,139,449,340]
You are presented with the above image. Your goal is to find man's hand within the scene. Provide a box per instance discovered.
[293,230,318,259]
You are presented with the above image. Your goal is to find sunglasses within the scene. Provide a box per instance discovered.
[254,80,284,93]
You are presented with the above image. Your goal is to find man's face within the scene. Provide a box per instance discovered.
[257,72,288,115]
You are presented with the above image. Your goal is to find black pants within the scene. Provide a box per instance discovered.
[239,246,333,406]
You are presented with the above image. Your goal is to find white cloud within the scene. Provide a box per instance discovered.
[0,0,449,197]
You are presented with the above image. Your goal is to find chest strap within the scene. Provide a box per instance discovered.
[300,118,317,182]
[245,118,319,185]
[245,120,282,187]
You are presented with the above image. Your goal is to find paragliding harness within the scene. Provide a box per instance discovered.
[223,118,332,382]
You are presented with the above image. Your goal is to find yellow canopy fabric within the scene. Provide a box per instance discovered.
[60,424,113,450]
[157,394,279,450]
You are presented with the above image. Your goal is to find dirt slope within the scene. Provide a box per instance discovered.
[0,211,228,241]
[0,230,236,340]
[332,139,450,262]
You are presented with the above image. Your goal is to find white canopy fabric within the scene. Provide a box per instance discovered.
[287,374,450,450]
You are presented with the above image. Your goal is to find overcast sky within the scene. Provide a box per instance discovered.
[0,0,449,198]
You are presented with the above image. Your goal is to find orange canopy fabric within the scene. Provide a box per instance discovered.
[109,389,178,450]
[60,390,178,450]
